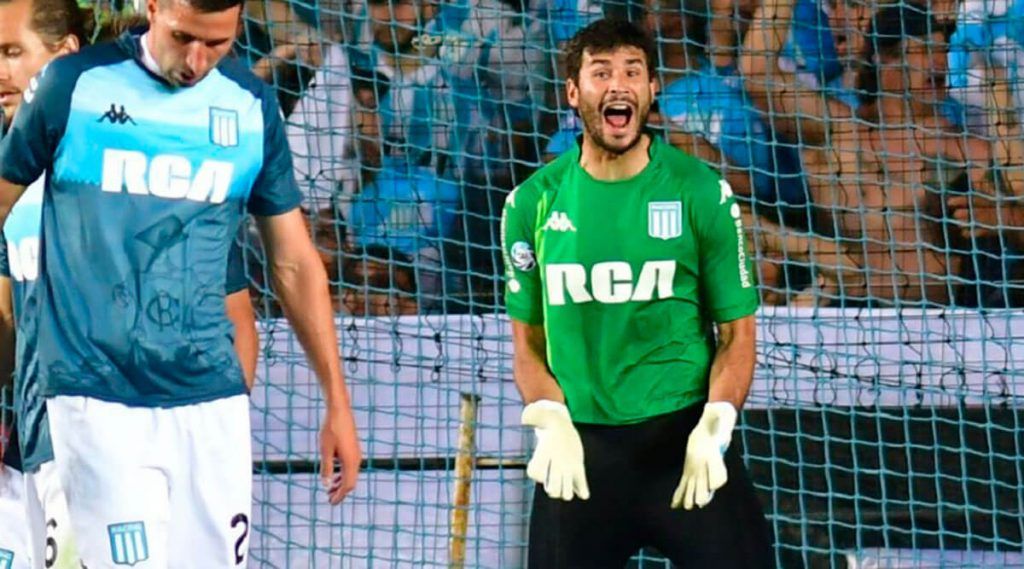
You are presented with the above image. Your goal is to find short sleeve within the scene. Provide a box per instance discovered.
[693,175,759,323]
[0,62,72,186]
[501,185,544,324]
[0,231,9,278]
[247,87,303,217]
[225,238,248,294]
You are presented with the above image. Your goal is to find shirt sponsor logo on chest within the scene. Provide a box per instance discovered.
[545,260,676,306]
[101,149,234,204]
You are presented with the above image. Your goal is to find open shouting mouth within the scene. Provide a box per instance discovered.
[602,101,635,132]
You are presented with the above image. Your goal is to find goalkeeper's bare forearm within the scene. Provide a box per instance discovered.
[707,315,757,410]
[511,320,565,405]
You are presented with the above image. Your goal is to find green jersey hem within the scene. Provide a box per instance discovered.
[569,391,708,426]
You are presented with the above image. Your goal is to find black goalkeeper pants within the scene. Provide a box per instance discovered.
[527,403,774,569]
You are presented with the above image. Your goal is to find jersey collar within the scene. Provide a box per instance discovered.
[116,26,177,87]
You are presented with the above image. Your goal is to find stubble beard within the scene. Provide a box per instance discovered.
[580,102,649,156]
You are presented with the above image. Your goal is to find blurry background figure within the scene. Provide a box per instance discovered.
[741,0,989,306]
[351,0,540,312]
[347,157,459,313]
[342,245,419,316]
[948,0,1024,134]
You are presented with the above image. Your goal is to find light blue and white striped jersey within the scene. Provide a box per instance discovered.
[0,29,299,408]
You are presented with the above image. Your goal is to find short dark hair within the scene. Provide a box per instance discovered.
[564,18,656,83]
[0,0,86,47]
[160,0,242,14]
[857,2,945,105]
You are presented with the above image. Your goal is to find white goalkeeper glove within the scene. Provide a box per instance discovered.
[521,400,590,502]
[672,401,738,510]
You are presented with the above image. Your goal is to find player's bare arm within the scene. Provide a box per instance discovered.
[707,315,757,410]
[225,290,258,391]
[671,316,756,511]
[739,0,854,146]
[0,179,26,227]
[256,208,362,504]
[0,277,12,469]
[511,320,564,404]
[512,320,590,502]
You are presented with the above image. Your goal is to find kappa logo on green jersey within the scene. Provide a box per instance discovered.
[545,260,676,305]
[542,211,576,232]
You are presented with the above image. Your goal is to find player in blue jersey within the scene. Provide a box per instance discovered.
[0,1,84,566]
[0,0,362,566]
[0,2,258,569]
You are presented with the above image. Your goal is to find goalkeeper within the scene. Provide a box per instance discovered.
[502,18,772,568]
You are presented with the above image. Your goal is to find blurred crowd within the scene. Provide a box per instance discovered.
[224,0,1024,315]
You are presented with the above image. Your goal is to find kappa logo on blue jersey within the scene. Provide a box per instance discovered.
[0,548,14,569]
[210,107,239,148]
[98,104,137,126]
[108,521,149,566]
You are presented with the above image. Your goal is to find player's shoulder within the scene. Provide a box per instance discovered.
[505,150,575,212]
[56,38,129,72]
[525,148,578,192]
[215,56,276,106]
[31,39,128,97]
[653,137,722,196]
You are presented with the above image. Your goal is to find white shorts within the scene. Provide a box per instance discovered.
[0,466,31,569]
[24,460,78,569]
[47,395,252,569]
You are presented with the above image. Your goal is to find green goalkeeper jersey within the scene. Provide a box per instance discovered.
[502,136,759,425]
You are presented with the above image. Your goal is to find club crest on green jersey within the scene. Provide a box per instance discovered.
[648,202,682,240]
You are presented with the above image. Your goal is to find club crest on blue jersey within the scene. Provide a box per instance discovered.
[0,548,14,569]
[108,521,149,566]
[648,202,682,240]
[209,107,239,148]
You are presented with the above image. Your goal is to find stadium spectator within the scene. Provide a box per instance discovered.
[354,0,536,183]
[946,62,1024,306]
[708,0,872,79]
[353,0,540,310]
[341,245,419,316]
[525,0,604,157]
[347,157,459,312]
[948,0,1024,133]
[283,42,358,211]
[639,0,819,303]
[649,0,806,206]
[741,0,990,306]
